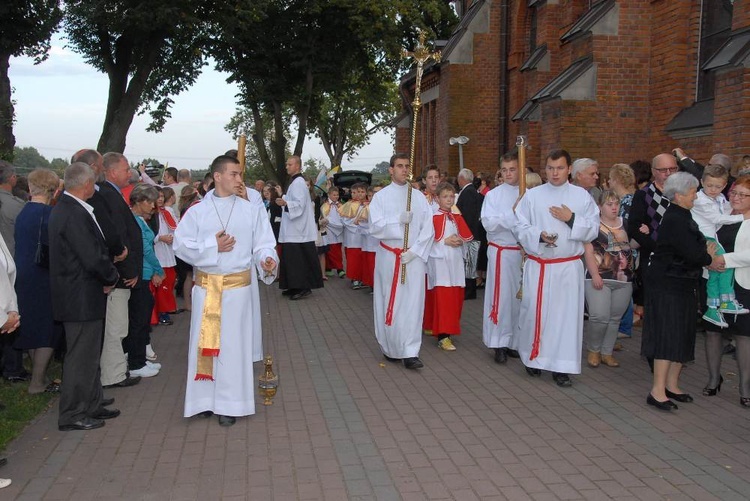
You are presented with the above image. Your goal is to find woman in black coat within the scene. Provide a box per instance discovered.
[642,172,716,411]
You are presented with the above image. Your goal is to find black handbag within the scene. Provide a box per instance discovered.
[34,213,49,268]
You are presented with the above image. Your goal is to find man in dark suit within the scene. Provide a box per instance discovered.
[456,168,485,299]
[50,163,121,431]
[96,152,144,387]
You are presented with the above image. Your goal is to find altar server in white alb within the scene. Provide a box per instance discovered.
[514,149,599,387]
[481,152,523,364]
[174,155,278,427]
[369,153,434,370]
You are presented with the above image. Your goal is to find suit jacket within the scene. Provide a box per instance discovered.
[93,181,143,287]
[456,183,485,240]
[723,219,750,289]
[49,194,119,322]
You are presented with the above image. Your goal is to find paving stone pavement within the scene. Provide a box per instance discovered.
[2,276,750,500]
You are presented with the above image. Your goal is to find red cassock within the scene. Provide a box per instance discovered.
[326,243,344,270]
[428,210,474,336]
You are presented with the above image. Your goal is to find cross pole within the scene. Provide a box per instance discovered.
[401,29,441,283]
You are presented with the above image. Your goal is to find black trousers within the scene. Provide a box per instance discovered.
[0,332,24,378]
[59,320,104,426]
[124,281,153,370]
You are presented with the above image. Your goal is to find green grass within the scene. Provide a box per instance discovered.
[0,358,62,453]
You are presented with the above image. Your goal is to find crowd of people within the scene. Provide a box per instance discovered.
[1,143,750,487]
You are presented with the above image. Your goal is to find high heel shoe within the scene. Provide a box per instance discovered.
[740,397,750,408]
[665,388,693,403]
[702,375,723,396]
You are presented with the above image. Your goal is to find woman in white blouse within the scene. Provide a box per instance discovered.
[0,233,17,489]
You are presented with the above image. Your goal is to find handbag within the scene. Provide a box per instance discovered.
[34,212,49,268]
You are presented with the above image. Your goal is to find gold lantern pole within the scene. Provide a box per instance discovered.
[401,29,441,283]
[237,127,248,183]
[515,135,529,299]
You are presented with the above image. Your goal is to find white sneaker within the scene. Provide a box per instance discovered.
[146,344,157,361]
[146,360,162,370]
[0,478,11,489]
[129,365,159,378]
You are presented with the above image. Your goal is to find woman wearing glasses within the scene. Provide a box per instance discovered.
[706,177,750,408]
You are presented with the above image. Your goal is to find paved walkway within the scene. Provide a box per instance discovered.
[3,277,750,500]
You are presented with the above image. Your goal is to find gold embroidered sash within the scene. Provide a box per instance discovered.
[193,269,251,380]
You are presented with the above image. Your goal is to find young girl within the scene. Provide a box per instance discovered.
[583,190,635,368]
[428,182,474,351]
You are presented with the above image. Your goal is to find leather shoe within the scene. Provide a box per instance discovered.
[158,318,174,326]
[281,289,297,296]
[403,357,424,370]
[494,348,508,364]
[383,354,400,363]
[552,372,572,387]
[665,389,693,403]
[59,417,105,431]
[199,411,214,418]
[103,376,141,388]
[647,393,675,411]
[101,397,115,407]
[218,415,236,427]
[525,367,542,377]
[91,407,120,420]
[507,349,520,358]
[291,289,311,300]
[0,457,7,468]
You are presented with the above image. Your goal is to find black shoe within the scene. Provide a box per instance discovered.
[647,393,675,411]
[218,415,236,427]
[291,289,311,300]
[281,289,297,296]
[525,367,542,377]
[91,408,121,420]
[507,349,520,359]
[103,376,141,389]
[158,318,174,326]
[199,411,214,418]
[403,357,424,370]
[383,354,400,363]
[5,373,31,383]
[0,457,7,468]
[665,389,693,403]
[101,397,115,407]
[702,375,723,396]
[740,397,750,408]
[59,417,105,431]
[494,348,508,364]
[552,372,572,387]
[723,344,736,355]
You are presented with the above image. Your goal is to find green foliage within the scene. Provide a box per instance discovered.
[0,1,63,160]
[49,157,67,174]
[63,0,215,150]
[302,157,327,181]
[0,1,63,61]
[13,146,50,171]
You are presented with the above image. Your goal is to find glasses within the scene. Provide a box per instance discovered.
[729,190,750,200]
[653,167,678,174]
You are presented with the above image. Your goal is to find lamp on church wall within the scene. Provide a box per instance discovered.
[449,136,469,172]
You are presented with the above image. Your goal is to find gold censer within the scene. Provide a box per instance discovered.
[258,355,279,406]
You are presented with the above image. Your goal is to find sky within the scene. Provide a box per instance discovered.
[9,35,394,174]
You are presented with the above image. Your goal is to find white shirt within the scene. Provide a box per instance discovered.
[691,189,743,240]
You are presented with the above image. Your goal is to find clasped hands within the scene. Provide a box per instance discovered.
[707,242,725,271]
[217,231,236,252]
[1,312,20,334]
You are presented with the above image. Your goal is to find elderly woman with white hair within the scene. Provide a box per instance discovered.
[641,172,716,411]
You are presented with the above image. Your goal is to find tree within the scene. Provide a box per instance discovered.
[211,0,457,186]
[0,1,62,161]
[13,146,50,171]
[371,161,390,176]
[63,0,215,153]
[49,157,67,174]
[225,107,292,183]
[302,157,326,183]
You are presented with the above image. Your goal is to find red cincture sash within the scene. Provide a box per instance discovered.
[527,254,582,360]
[379,242,404,326]
[487,243,521,324]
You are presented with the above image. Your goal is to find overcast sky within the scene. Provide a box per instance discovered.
[9,36,393,174]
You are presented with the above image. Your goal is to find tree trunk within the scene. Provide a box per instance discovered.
[249,102,277,182]
[96,33,166,154]
[0,54,16,162]
[272,101,288,186]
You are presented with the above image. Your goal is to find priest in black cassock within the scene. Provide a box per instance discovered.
[276,156,324,300]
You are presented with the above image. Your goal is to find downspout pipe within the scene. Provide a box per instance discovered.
[498,0,510,156]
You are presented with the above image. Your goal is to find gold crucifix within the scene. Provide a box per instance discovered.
[400,28,441,283]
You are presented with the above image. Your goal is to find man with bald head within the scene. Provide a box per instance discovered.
[275,156,323,300]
